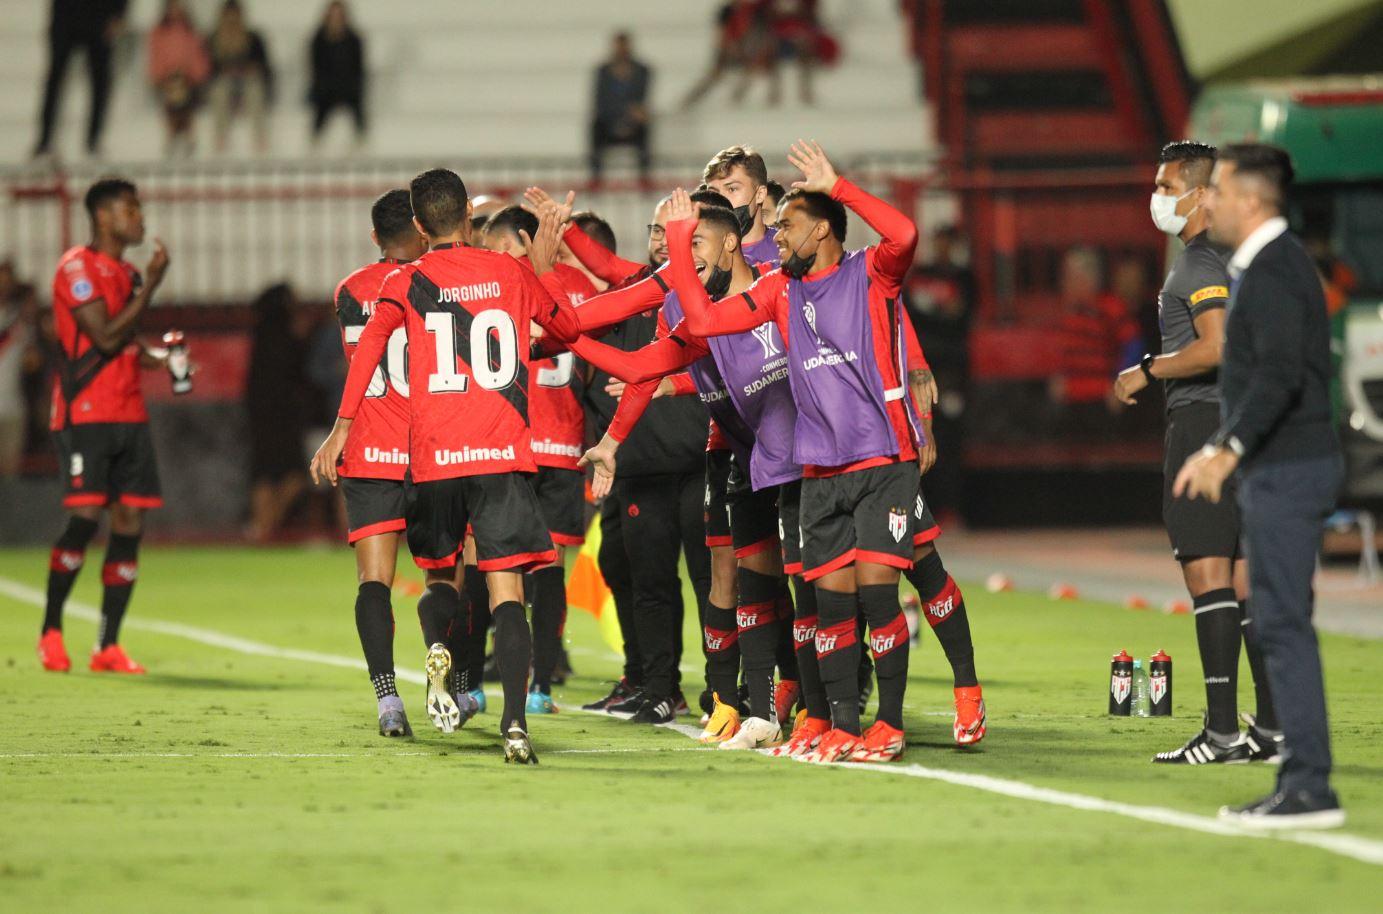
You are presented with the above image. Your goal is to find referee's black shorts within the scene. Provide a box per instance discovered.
[1163,401,1241,561]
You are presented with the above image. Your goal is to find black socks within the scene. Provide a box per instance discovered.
[790,576,830,721]
[904,548,978,688]
[529,566,564,693]
[97,532,141,648]
[814,587,861,735]
[1193,587,1241,734]
[737,568,782,720]
[417,581,461,650]
[860,583,910,729]
[43,515,98,633]
[355,580,396,696]
[492,600,532,733]
[702,599,740,706]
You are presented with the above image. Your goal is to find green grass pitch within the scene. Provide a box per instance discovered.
[1,545,1381,912]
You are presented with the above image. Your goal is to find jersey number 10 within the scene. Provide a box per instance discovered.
[425,309,519,394]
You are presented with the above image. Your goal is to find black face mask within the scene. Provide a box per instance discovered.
[731,204,755,235]
[704,262,733,299]
[781,234,818,279]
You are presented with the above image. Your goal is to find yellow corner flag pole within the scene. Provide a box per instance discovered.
[566,513,623,654]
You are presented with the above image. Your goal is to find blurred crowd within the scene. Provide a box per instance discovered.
[682,0,837,109]
[35,0,367,160]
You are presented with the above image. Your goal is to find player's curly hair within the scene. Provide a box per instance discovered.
[84,177,137,218]
[370,189,415,244]
[409,168,468,237]
[780,188,847,243]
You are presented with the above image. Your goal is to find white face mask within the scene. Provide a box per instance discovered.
[1150,188,1198,236]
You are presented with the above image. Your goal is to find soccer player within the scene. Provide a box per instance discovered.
[479,204,599,713]
[701,145,780,266]
[38,178,170,676]
[678,141,931,763]
[1114,141,1279,764]
[331,189,428,737]
[573,199,802,749]
[312,168,581,764]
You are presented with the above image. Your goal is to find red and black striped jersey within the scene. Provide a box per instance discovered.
[531,262,597,470]
[338,244,580,482]
[335,258,411,480]
[49,246,146,430]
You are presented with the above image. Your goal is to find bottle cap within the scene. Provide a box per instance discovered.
[162,330,185,345]
[1112,650,1132,663]
[1151,649,1171,662]
[1133,659,1143,669]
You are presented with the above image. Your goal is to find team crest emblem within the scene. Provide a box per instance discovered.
[1150,673,1167,706]
[752,322,785,359]
[803,301,818,338]
[888,508,907,543]
[1111,673,1131,705]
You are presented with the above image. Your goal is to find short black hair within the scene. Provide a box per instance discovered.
[695,204,742,242]
[780,188,847,243]
[85,177,137,218]
[1157,140,1217,188]
[370,189,415,244]
[409,168,469,237]
[572,211,616,251]
[764,179,786,206]
[483,205,539,244]
[689,188,732,211]
[1218,143,1295,209]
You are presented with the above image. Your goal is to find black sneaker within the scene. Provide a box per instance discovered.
[1153,725,1251,764]
[607,688,648,715]
[630,695,676,724]
[1241,713,1284,764]
[1219,789,1345,830]
[581,677,637,712]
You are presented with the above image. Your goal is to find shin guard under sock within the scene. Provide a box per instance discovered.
[529,566,565,692]
[1193,587,1241,734]
[905,548,978,688]
[44,515,98,633]
[814,587,861,735]
[737,568,782,720]
[491,600,532,733]
[98,532,141,647]
[860,584,910,729]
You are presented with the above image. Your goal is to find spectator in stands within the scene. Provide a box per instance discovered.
[590,32,651,182]
[33,0,127,159]
[767,0,825,105]
[308,1,366,148]
[682,1,756,109]
[245,283,307,541]
[0,262,38,477]
[148,0,211,159]
[207,0,273,155]
[1050,247,1142,434]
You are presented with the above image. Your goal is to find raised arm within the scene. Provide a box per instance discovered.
[562,222,645,286]
[667,213,779,338]
[833,177,918,286]
[570,324,702,384]
[72,241,170,354]
[574,270,668,331]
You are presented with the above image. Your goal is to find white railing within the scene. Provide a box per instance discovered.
[0,152,939,304]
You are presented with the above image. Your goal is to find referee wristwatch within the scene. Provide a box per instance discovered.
[1139,353,1157,384]
[1206,432,1246,459]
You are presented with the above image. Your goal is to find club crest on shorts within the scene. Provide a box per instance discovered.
[888,506,907,543]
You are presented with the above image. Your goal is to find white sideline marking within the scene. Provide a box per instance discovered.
[3,575,1381,867]
[0,747,710,760]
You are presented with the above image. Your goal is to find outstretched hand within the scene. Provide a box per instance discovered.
[578,435,619,499]
[665,187,698,225]
[522,206,564,274]
[523,187,576,224]
[787,139,839,194]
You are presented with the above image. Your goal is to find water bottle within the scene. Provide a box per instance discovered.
[1149,649,1173,717]
[1131,659,1152,718]
[163,330,192,395]
[1109,650,1132,716]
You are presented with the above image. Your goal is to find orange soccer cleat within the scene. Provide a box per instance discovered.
[804,728,865,764]
[89,644,147,674]
[953,685,986,745]
[38,629,71,672]
[850,720,906,762]
[773,679,800,727]
[768,715,830,758]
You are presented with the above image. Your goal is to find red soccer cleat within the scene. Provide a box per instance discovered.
[773,679,800,727]
[89,644,146,674]
[768,715,830,758]
[851,720,906,762]
[954,685,986,745]
[804,728,866,764]
[38,629,71,672]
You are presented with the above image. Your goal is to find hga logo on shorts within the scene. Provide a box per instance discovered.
[888,507,908,543]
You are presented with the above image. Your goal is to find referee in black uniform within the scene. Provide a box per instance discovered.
[1175,144,1344,829]
[1115,142,1278,765]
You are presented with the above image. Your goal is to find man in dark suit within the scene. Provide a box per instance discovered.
[1174,144,1345,829]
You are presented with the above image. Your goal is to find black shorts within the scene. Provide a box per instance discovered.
[727,454,781,561]
[913,487,942,547]
[533,465,586,546]
[404,472,555,573]
[53,422,162,510]
[799,460,920,581]
[704,448,732,548]
[778,479,803,575]
[341,476,406,544]
[1163,402,1240,560]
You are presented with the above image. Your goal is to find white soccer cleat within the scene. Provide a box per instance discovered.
[717,716,782,751]
[424,643,461,733]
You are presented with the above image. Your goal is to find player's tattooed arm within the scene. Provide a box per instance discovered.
[73,239,170,353]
